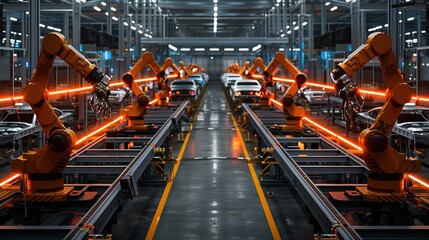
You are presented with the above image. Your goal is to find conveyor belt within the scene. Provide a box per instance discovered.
[243,104,429,239]
[0,102,188,240]
[150,80,273,239]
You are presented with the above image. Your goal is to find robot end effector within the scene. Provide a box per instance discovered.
[88,71,112,118]
[330,65,364,120]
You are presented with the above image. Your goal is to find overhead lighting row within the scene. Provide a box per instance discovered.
[213,0,218,33]
[177,47,254,52]
[92,2,118,22]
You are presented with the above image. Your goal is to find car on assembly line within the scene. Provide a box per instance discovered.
[200,73,209,82]
[187,74,206,88]
[357,103,429,137]
[169,79,200,102]
[109,88,129,106]
[229,79,262,110]
[300,87,327,105]
[0,103,75,130]
[221,73,243,88]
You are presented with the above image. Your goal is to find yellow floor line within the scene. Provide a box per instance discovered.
[145,92,207,240]
[145,131,191,240]
[225,94,281,240]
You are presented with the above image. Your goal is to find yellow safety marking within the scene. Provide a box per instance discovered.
[145,131,191,240]
[146,90,207,240]
[225,94,281,240]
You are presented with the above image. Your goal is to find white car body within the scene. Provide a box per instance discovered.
[230,79,262,106]
[222,73,243,88]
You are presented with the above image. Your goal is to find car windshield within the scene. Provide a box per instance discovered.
[189,76,202,79]
[236,82,259,86]
[173,81,194,85]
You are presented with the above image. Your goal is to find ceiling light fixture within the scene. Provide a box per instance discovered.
[252,44,261,51]
[330,6,338,11]
[213,2,218,33]
[168,44,177,51]
[93,6,101,12]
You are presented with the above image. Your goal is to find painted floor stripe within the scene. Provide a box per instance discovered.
[145,91,207,240]
[224,93,281,240]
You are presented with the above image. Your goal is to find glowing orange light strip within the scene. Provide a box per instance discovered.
[75,116,124,145]
[0,115,130,187]
[0,74,181,104]
[408,174,429,189]
[253,74,429,102]
[270,98,362,151]
[303,116,363,151]
[0,173,21,187]
[149,99,159,105]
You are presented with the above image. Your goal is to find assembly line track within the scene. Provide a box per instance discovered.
[243,104,429,239]
[0,102,188,240]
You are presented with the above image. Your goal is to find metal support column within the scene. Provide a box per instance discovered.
[389,0,401,67]
[107,1,112,35]
[265,12,268,38]
[141,0,146,52]
[321,0,326,34]
[135,19,139,59]
[351,0,360,50]
[154,4,157,37]
[29,0,40,75]
[298,1,305,70]
[5,13,10,48]
[417,14,422,47]
[119,17,124,60]
[71,0,81,86]
[125,3,131,69]
[64,12,69,41]
[148,3,152,36]
[163,14,166,38]
[282,2,287,34]
[276,4,280,35]
[308,15,313,59]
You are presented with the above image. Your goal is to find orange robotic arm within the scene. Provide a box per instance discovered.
[179,61,192,78]
[331,32,420,195]
[238,61,251,76]
[122,52,181,121]
[264,52,308,128]
[246,57,266,79]
[161,57,182,80]
[12,32,111,195]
